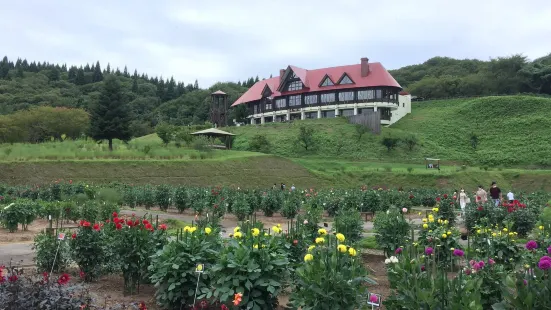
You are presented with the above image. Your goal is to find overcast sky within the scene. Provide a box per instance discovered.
[2,0,551,87]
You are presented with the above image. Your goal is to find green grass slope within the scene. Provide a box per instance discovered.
[230,95,551,167]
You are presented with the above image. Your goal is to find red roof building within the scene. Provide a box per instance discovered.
[233,58,411,125]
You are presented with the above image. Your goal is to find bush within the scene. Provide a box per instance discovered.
[0,200,38,232]
[70,220,104,282]
[297,125,315,151]
[173,186,189,213]
[248,134,271,153]
[381,136,400,152]
[281,193,300,219]
[232,193,251,221]
[192,136,211,152]
[290,233,373,310]
[373,207,411,257]
[0,271,88,309]
[149,227,221,309]
[33,232,72,273]
[210,226,289,309]
[507,207,537,236]
[155,184,171,211]
[402,134,418,151]
[96,188,122,205]
[155,122,176,145]
[260,191,281,217]
[333,207,364,243]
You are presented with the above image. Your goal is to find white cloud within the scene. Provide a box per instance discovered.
[2,0,551,86]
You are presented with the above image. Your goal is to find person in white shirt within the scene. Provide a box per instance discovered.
[457,189,470,216]
[507,191,514,203]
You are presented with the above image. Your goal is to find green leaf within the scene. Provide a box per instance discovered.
[172,263,179,270]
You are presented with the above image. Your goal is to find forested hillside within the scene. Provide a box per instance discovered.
[0,56,254,136]
[389,54,551,99]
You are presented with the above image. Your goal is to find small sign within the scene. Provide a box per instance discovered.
[195,263,204,273]
[367,293,381,307]
[57,233,66,240]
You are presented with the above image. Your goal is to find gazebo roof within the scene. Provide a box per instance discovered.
[211,90,227,95]
[425,158,440,161]
[190,128,235,137]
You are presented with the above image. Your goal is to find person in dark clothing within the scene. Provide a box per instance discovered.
[489,181,502,207]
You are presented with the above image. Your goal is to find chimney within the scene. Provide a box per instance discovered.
[279,69,285,82]
[361,57,370,77]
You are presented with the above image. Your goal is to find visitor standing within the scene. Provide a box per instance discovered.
[458,188,470,215]
[291,184,296,191]
[489,181,502,206]
[476,185,488,204]
[272,183,277,190]
[507,190,514,203]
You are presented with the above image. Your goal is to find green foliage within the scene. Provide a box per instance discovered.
[210,230,289,309]
[0,106,89,143]
[89,75,132,150]
[297,125,315,151]
[70,221,104,282]
[373,207,411,256]
[281,192,300,219]
[355,124,369,141]
[248,134,271,153]
[155,184,171,211]
[0,200,39,232]
[232,193,251,221]
[33,232,72,273]
[402,134,418,151]
[173,186,189,213]
[381,136,400,152]
[333,207,364,243]
[390,54,551,98]
[260,191,281,217]
[155,122,176,145]
[149,229,221,309]
[290,234,372,310]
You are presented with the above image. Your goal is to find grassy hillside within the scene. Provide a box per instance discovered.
[230,95,551,168]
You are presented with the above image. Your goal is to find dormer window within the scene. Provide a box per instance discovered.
[287,80,303,91]
[338,73,354,85]
[320,76,334,87]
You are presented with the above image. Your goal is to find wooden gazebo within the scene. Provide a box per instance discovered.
[190,128,236,149]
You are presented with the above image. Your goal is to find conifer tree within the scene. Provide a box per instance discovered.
[75,67,86,85]
[89,75,131,151]
[93,61,103,82]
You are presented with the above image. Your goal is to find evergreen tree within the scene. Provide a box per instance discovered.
[84,63,91,72]
[93,61,103,82]
[75,67,86,85]
[255,75,259,83]
[16,67,24,78]
[29,61,38,72]
[133,69,138,79]
[15,58,22,69]
[115,68,121,76]
[21,59,29,70]
[89,75,132,151]
[165,76,176,100]
[0,56,9,79]
[176,82,185,97]
[132,77,139,93]
[123,66,129,77]
[157,77,165,99]
[68,66,78,83]
[105,63,111,74]
[269,74,273,78]
[61,64,67,71]
[194,79,199,89]
[46,67,60,82]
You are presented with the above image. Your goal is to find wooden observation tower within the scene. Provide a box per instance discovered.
[210,90,228,127]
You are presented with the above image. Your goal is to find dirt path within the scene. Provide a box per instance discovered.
[0,242,35,267]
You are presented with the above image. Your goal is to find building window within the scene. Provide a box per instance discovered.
[265,103,272,110]
[289,95,301,107]
[275,98,286,109]
[320,77,334,87]
[253,104,259,114]
[305,112,317,119]
[339,74,354,84]
[338,91,354,102]
[341,109,354,116]
[320,93,336,103]
[358,90,375,100]
[287,80,302,91]
[305,94,318,105]
[321,110,335,118]
[375,89,382,99]
[380,107,391,121]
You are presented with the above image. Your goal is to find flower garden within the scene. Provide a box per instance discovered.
[1,181,551,309]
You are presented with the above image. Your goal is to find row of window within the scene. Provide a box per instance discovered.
[255,107,391,121]
[319,74,354,87]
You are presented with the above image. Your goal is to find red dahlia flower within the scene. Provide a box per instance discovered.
[159,224,167,230]
[72,233,77,239]
[116,223,123,230]
[93,223,100,231]
[112,211,118,218]
[57,273,70,285]
[443,194,448,199]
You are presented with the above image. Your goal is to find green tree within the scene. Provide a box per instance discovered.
[89,75,132,151]
[155,123,175,145]
[75,67,86,85]
[403,134,418,151]
[93,61,103,82]
[355,124,369,141]
[297,125,315,151]
[131,77,139,93]
[381,136,400,152]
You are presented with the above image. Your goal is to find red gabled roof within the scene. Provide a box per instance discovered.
[231,61,401,107]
